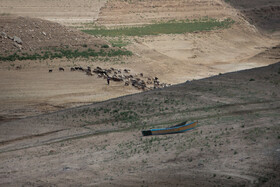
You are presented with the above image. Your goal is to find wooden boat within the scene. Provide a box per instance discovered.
[142,121,197,136]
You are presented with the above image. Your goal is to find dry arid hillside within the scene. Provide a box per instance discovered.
[225,0,280,32]
[0,62,279,186]
[97,0,231,26]
[0,16,112,56]
[0,0,280,186]
[0,0,107,26]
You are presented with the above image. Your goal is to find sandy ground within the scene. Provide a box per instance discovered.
[96,0,233,27]
[0,0,107,26]
[124,24,278,84]
[0,60,141,121]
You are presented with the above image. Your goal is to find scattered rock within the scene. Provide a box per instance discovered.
[63,166,71,171]
[16,65,22,70]
[198,162,204,167]
[13,42,22,50]
[13,36,23,44]
[0,31,7,38]
[42,31,46,36]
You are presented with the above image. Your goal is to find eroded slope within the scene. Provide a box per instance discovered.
[224,0,280,32]
[97,0,232,26]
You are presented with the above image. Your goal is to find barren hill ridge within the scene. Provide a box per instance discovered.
[0,16,111,56]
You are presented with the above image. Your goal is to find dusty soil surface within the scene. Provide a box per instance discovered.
[0,0,107,26]
[123,26,277,84]
[0,54,148,121]
[0,66,140,122]
[0,62,279,186]
[97,0,233,27]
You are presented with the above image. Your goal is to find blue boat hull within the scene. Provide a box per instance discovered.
[142,121,197,136]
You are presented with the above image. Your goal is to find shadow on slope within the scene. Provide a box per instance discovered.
[224,0,280,32]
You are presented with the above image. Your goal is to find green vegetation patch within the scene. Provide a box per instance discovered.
[114,111,139,123]
[0,48,132,62]
[109,38,131,47]
[82,18,234,37]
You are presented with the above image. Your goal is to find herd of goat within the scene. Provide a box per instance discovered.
[48,66,170,90]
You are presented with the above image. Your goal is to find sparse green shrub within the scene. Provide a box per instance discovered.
[0,48,132,62]
[258,176,269,184]
[110,39,130,48]
[101,44,109,48]
[114,111,139,123]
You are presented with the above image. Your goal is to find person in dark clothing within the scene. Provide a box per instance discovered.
[107,76,110,85]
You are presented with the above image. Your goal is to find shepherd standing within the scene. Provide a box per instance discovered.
[107,76,110,85]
